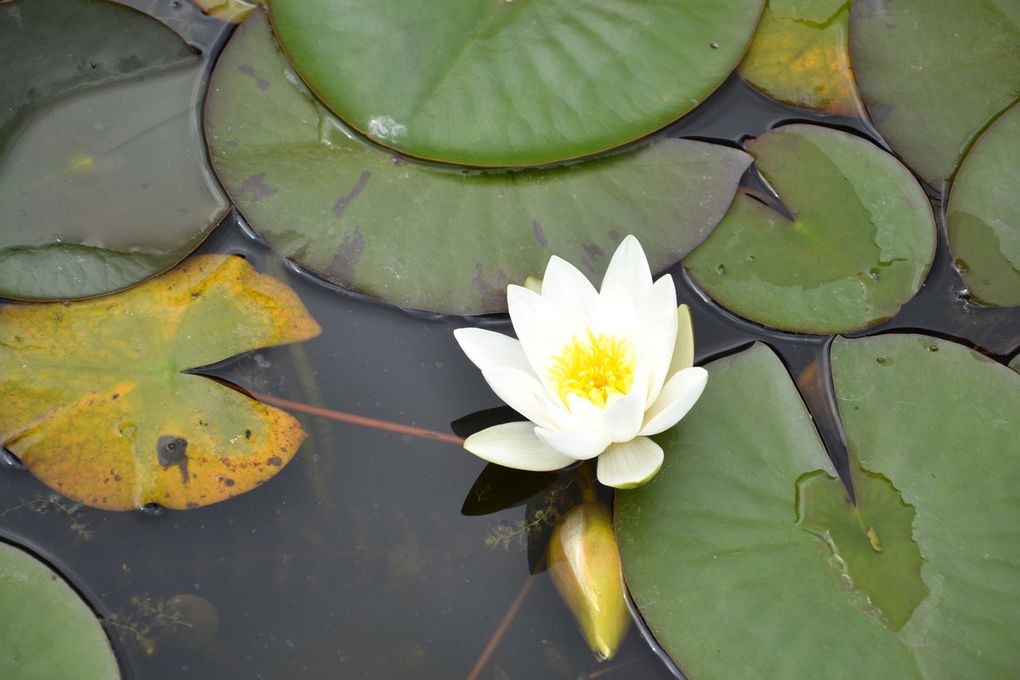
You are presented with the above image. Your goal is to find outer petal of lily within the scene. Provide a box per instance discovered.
[597,437,664,489]
[481,366,566,431]
[600,235,652,301]
[665,304,695,378]
[454,327,531,374]
[535,426,611,460]
[464,422,577,471]
[542,256,599,318]
[639,366,708,436]
[639,309,678,406]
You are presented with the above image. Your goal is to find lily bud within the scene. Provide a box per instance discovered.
[546,501,630,661]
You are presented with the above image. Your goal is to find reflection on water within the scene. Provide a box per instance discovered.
[0,60,226,252]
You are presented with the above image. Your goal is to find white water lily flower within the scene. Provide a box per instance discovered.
[454,235,708,489]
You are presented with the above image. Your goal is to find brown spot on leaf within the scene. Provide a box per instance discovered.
[244,429,252,439]
[332,170,372,220]
[532,220,548,248]
[237,63,269,90]
[157,436,190,484]
[239,173,278,202]
[471,264,510,312]
[267,456,283,467]
[326,226,365,286]
[581,243,606,276]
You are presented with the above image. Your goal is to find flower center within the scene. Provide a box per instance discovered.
[548,329,635,408]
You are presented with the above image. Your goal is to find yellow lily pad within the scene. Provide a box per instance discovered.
[0,255,321,510]
[739,1,864,116]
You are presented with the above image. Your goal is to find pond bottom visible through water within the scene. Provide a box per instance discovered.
[0,213,685,680]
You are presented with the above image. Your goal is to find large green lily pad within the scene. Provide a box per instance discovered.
[684,124,936,334]
[266,0,764,167]
[0,255,322,510]
[946,102,1020,307]
[205,12,753,315]
[850,0,1020,190]
[0,0,229,300]
[617,337,1020,678]
[0,541,120,679]
[739,1,864,116]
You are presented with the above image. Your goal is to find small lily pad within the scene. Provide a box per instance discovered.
[205,12,753,315]
[0,0,229,300]
[0,255,322,510]
[739,1,863,116]
[684,124,936,334]
[266,0,764,167]
[946,102,1020,307]
[850,0,1020,190]
[617,336,1020,678]
[0,541,120,679]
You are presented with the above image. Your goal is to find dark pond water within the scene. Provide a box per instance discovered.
[1,2,1018,679]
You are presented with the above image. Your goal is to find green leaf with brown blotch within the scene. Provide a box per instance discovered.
[205,11,754,315]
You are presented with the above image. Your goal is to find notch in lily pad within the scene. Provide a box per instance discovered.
[617,335,1020,677]
[0,254,321,510]
[684,124,936,334]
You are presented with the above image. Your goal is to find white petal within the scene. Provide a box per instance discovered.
[506,284,578,379]
[481,366,565,431]
[639,367,708,436]
[666,304,695,377]
[597,437,664,489]
[541,256,598,318]
[637,274,678,329]
[601,388,646,442]
[454,327,531,374]
[599,235,652,300]
[565,392,607,428]
[638,309,678,405]
[535,426,611,460]
[464,423,577,471]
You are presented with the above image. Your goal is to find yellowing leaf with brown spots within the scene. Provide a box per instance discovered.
[0,255,321,510]
[738,2,864,117]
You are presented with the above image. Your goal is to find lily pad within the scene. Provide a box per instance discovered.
[205,12,754,315]
[739,1,864,116]
[191,0,259,23]
[0,541,120,679]
[0,0,229,300]
[684,124,936,334]
[266,0,764,167]
[946,102,1020,307]
[617,336,1020,678]
[850,0,1020,190]
[0,255,322,510]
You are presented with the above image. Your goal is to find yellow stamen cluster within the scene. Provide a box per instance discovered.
[548,329,635,408]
